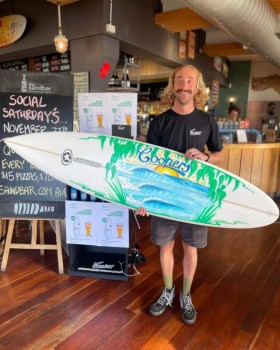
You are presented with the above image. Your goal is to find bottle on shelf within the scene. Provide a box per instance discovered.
[121,69,126,88]
[69,187,79,201]
[109,73,115,87]
[126,69,130,88]
[80,191,89,201]
[114,70,120,87]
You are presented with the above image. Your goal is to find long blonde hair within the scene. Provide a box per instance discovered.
[161,64,209,110]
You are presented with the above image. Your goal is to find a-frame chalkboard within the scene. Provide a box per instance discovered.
[0,71,73,218]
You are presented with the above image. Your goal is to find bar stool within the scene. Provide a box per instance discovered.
[0,218,64,274]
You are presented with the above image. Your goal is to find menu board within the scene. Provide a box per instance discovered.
[73,72,89,131]
[0,59,28,71]
[33,52,70,73]
[0,70,73,218]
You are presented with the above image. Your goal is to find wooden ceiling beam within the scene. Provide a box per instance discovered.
[268,0,280,13]
[203,42,253,57]
[155,7,212,32]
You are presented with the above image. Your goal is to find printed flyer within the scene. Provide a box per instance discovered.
[78,92,137,139]
[65,201,129,248]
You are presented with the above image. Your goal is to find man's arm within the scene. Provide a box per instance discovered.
[207,150,224,165]
[185,148,224,165]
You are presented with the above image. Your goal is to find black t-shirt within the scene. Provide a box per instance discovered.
[147,108,223,154]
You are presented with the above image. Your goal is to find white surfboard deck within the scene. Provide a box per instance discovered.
[3,132,279,229]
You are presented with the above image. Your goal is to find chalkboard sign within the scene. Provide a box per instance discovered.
[0,70,73,218]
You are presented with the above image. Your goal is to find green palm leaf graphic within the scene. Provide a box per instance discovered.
[80,135,252,226]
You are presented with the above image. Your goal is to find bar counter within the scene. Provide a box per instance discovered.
[219,142,280,198]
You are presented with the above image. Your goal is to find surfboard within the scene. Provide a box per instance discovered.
[0,15,27,48]
[3,132,279,229]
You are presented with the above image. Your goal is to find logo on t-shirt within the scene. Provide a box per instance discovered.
[190,128,202,136]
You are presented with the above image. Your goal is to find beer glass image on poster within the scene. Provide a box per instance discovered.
[85,221,92,236]
[125,113,131,126]
[116,223,123,239]
[96,112,103,128]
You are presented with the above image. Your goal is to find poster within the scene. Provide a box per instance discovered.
[78,92,137,139]
[178,40,186,59]
[212,79,220,105]
[65,201,129,248]
[187,31,196,60]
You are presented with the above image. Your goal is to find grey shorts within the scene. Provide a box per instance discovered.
[151,216,207,248]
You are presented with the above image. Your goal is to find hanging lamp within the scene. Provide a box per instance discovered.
[54,0,68,53]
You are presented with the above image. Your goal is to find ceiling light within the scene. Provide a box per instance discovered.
[54,0,68,53]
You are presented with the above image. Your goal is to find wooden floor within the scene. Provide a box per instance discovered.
[0,201,280,350]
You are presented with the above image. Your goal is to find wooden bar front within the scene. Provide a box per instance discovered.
[220,143,280,198]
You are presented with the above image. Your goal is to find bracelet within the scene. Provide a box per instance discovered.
[204,153,210,162]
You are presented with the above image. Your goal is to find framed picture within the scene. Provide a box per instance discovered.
[178,40,186,59]
[214,56,222,72]
[222,61,229,78]
[187,31,196,59]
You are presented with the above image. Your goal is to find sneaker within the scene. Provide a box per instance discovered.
[149,286,175,316]
[180,289,197,324]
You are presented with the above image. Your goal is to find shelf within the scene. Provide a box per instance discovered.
[107,87,139,92]
[110,57,140,91]
[219,128,261,135]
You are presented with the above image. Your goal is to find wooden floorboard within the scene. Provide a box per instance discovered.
[0,200,279,350]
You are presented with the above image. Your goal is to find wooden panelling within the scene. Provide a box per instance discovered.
[219,148,229,171]
[261,149,279,193]
[240,149,253,182]
[261,149,273,193]
[222,143,280,197]
[251,149,264,188]
[227,149,242,176]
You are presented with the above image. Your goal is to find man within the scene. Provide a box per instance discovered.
[227,105,240,122]
[136,64,223,324]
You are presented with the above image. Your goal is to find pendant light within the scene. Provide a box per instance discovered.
[54,0,68,53]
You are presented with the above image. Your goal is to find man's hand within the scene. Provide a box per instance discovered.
[135,207,149,217]
[185,148,208,162]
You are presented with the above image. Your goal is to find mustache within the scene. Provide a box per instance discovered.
[175,89,192,94]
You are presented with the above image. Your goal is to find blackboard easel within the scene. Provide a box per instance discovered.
[0,71,73,274]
